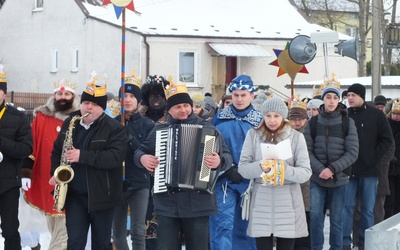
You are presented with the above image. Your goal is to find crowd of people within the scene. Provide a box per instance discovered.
[0,66,399,250]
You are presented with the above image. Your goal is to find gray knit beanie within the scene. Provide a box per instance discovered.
[260,97,288,118]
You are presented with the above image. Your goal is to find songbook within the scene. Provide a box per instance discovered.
[260,139,292,160]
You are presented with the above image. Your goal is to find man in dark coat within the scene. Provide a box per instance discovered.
[50,73,127,250]
[0,66,33,250]
[134,80,232,250]
[342,84,394,250]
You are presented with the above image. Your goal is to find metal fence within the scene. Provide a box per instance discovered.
[6,91,53,124]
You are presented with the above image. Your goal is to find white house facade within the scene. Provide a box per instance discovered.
[0,0,358,101]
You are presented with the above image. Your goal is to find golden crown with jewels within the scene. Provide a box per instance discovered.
[163,76,188,100]
[53,79,78,94]
[125,68,141,89]
[290,94,307,110]
[392,99,400,113]
[323,73,341,90]
[84,71,107,97]
[312,83,323,98]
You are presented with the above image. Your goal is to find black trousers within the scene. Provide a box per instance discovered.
[256,235,295,250]
[65,193,114,250]
[157,215,209,250]
[0,187,21,250]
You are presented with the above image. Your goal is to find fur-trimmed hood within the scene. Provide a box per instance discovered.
[33,95,80,121]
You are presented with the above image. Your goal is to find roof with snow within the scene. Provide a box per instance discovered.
[80,0,352,40]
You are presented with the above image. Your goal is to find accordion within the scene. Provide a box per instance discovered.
[154,124,220,194]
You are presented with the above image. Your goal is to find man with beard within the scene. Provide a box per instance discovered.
[139,75,167,123]
[23,79,80,250]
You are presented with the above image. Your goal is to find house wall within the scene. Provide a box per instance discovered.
[0,1,142,95]
[144,36,358,102]
[0,1,358,102]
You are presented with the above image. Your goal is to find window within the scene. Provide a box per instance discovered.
[178,51,197,85]
[71,47,79,73]
[50,48,58,73]
[33,0,43,12]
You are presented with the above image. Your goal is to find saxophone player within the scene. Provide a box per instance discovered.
[49,72,128,250]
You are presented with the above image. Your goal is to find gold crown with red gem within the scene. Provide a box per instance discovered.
[53,79,78,94]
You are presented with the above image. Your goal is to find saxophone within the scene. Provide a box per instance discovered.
[53,113,88,212]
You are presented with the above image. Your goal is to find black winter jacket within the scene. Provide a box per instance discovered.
[0,102,33,195]
[51,111,128,211]
[117,113,155,190]
[388,118,400,175]
[348,103,394,177]
[134,112,232,218]
[304,103,359,187]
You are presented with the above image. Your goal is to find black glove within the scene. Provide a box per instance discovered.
[227,167,243,183]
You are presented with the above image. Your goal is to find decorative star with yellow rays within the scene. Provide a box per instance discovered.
[102,0,135,19]
[269,42,309,81]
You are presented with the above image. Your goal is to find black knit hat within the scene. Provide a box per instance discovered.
[81,72,107,110]
[121,70,142,103]
[120,83,142,103]
[374,95,387,106]
[81,90,107,110]
[163,78,193,110]
[348,83,366,100]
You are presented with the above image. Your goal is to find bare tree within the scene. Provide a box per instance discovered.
[289,0,371,77]
[0,0,5,9]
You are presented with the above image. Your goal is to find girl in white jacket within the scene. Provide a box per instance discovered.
[238,97,312,250]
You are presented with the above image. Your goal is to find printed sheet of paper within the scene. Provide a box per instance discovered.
[260,138,292,160]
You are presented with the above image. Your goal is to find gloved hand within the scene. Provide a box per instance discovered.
[21,178,31,191]
[227,167,243,183]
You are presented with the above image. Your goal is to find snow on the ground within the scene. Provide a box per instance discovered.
[0,191,331,249]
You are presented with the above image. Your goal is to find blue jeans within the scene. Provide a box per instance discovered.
[113,188,149,250]
[209,176,256,250]
[342,177,378,247]
[310,181,346,250]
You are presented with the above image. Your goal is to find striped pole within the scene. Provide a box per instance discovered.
[120,7,126,126]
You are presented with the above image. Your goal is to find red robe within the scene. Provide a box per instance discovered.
[24,112,65,216]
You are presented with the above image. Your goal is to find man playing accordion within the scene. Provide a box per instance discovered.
[134,79,232,250]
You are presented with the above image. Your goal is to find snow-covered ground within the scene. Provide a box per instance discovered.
[0,192,332,250]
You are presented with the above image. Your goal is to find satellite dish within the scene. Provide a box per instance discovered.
[334,34,359,62]
[288,35,317,64]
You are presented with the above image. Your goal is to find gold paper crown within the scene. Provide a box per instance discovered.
[163,76,189,100]
[53,79,78,93]
[125,68,141,89]
[323,73,341,90]
[107,99,121,117]
[392,99,400,113]
[0,64,7,83]
[84,71,107,97]
[290,94,307,110]
[312,83,323,98]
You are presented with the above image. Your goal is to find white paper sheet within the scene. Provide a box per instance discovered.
[260,138,292,160]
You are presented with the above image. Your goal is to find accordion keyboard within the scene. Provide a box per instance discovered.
[154,128,169,193]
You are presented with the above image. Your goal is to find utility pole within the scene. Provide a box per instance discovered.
[371,0,382,99]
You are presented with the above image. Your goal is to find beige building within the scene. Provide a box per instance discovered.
[0,0,357,102]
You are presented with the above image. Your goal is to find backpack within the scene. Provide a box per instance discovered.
[309,113,352,175]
